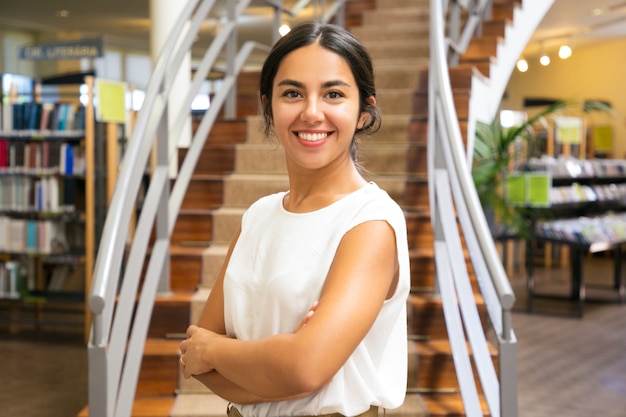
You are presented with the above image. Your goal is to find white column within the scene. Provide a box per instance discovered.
[150,0,192,177]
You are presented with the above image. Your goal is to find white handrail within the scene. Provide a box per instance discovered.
[429,0,519,415]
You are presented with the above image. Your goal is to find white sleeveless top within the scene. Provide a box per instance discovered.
[223,182,410,417]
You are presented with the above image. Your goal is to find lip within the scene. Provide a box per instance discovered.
[294,131,333,148]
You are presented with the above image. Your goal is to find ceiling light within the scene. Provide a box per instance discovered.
[559,44,572,59]
[540,54,551,66]
[516,58,528,72]
[55,10,70,18]
[278,24,291,37]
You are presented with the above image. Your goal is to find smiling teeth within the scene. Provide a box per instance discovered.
[298,132,327,141]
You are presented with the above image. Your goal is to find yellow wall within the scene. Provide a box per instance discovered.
[501,38,626,159]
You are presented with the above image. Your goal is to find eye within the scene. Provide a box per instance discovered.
[326,91,344,99]
[282,90,302,99]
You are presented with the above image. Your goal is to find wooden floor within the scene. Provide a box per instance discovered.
[1,255,625,417]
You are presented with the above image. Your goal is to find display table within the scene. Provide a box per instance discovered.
[526,232,625,317]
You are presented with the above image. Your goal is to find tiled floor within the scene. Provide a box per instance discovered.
[1,255,625,417]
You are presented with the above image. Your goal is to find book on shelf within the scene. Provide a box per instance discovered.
[1,102,85,134]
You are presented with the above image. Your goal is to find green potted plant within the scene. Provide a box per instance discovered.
[471,100,568,238]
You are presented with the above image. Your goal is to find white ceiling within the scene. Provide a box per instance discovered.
[1,1,626,63]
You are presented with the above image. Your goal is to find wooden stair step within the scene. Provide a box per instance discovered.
[406,142,428,175]
[351,23,430,42]
[171,210,213,246]
[137,338,182,396]
[413,91,470,119]
[375,0,430,9]
[179,175,224,211]
[404,176,429,208]
[191,119,248,145]
[407,294,486,340]
[79,396,177,417]
[463,37,500,61]
[420,392,490,417]
[376,88,414,115]
[364,114,412,144]
[362,7,429,26]
[150,291,194,338]
[409,247,436,290]
[169,245,207,291]
[408,119,469,144]
[365,39,430,61]
[409,340,497,392]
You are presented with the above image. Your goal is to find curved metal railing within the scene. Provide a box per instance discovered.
[429,0,516,416]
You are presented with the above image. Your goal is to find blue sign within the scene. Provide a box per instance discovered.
[20,38,104,60]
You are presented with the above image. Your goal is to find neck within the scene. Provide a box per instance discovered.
[284,161,367,213]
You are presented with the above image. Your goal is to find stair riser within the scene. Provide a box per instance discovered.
[377,90,413,115]
[170,253,203,291]
[149,300,191,338]
[406,145,427,175]
[375,67,423,90]
[416,67,475,93]
[408,119,469,144]
[180,178,223,210]
[137,354,179,396]
[352,25,430,42]
[365,114,412,144]
[413,92,470,119]
[375,0,430,9]
[171,213,212,246]
[179,146,235,176]
[223,175,289,207]
[367,42,429,61]
[404,180,429,208]
[363,9,429,25]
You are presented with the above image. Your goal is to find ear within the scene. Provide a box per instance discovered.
[357,96,376,129]
[261,94,268,107]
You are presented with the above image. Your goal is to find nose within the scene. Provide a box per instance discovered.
[300,97,324,123]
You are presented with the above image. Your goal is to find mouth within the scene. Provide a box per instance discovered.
[295,131,332,142]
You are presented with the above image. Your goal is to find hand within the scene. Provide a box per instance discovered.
[293,301,318,333]
[179,325,225,378]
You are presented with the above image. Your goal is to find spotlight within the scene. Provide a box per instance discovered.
[279,24,291,37]
[540,54,550,66]
[559,44,572,59]
[516,58,528,72]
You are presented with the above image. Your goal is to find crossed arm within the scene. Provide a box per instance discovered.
[179,219,399,403]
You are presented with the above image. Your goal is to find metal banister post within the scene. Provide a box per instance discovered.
[224,0,237,119]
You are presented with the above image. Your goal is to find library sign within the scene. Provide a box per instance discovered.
[19,38,103,60]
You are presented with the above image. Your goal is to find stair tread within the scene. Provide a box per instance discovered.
[79,396,176,417]
[144,338,182,355]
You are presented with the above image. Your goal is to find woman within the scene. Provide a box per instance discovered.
[179,21,410,417]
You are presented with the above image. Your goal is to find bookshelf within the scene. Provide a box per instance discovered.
[0,74,96,335]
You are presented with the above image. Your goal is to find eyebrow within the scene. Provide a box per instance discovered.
[276,79,352,89]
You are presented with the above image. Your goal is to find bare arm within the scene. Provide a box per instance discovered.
[180,220,399,399]
[183,227,319,403]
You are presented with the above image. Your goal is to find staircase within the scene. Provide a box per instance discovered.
[87,0,532,416]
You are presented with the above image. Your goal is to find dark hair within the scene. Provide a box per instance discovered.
[259,22,381,159]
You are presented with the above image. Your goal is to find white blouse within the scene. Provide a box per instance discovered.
[223,182,410,417]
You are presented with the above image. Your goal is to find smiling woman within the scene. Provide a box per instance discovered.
[178,21,410,417]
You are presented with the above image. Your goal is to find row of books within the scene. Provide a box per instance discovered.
[0,102,86,132]
[525,156,626,178]
[0,216,83,254]
[536,212,626,244]
[550,183,626,205]
[0,139,85,175]
[0,258,84,299]
[0,176,79,213]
